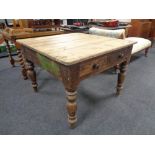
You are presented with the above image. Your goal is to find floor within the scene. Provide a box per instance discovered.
[0,47,155,135]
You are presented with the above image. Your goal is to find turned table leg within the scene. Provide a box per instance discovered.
[5,39,15,67]
[66,90,77,128]
[17,50,28,80]
[25,60,38,92]
[116,61,128,95]
[60,65,80,128]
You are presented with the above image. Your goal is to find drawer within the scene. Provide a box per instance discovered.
[79,55,108,78]
[108,48,131,65]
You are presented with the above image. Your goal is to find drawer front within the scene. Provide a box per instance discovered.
[80,55,108,78]
[79,47,131,79]
[108,47,131,66]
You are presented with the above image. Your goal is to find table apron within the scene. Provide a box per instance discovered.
[79,46,132,80]
[22,45,132,82]
[22,46,61,79]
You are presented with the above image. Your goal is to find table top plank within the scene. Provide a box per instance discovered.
[17,33,135,65]
[22,37,114,51]
[19,33,114,45]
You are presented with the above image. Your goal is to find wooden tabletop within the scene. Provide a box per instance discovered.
[17,33,135,65]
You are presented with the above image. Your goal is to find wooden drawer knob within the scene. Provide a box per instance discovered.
[118,53,124,59]
[92,63,100,70]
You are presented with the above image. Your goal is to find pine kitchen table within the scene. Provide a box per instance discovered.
[17,33,135,128]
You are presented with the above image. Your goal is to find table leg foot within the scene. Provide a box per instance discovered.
[69,121,77,129]
[116,61,128,95]
[10,58,15,67]
[66,91,77,128]
[33,87,38,92]
[23,74,28,80]
[26,60,38,92]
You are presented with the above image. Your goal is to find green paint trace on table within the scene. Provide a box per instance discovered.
[37,53,60,77]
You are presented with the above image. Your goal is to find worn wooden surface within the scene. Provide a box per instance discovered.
[17,33,134,65]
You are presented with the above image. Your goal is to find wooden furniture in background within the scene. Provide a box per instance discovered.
[28,19,52,28]
[149,19,155,40]
[128,19,152,39]
[17,33,135,128]
[28,19,61,31]
[1,19,64,75]
[12,19,29,28]
[2,28,64,65]
[12,19,61,30]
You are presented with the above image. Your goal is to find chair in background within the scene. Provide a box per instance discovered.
[89,27,126,39]
[89,27,152,56]
[128,19,152,39]
[89,27,152,72]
